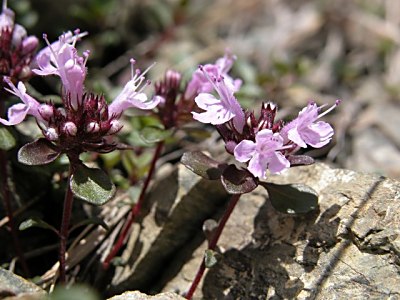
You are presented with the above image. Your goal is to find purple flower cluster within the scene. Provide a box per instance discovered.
[0,1,38,83]
[192,55,339,179]
[0,30,160,155]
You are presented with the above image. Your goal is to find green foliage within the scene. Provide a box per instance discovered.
[70,164,116,205]
[49,284,100,300]
[0,127,16,150]
[261,182,318,214]
[19,217,58,235]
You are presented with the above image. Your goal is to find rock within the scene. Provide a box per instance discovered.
[0,268,46,300]
[160,163,400,299]
[107,291,184,300]
[107,164,228,295]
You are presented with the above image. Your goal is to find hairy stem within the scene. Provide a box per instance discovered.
[103,141,164,269]
[185,193,242,300]
[58,164,75,283]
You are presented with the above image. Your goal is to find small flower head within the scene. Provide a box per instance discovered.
[2,32,161,158]
[108,58,161,116]
[33,30,88,109]
[234,129,290,179]
[184,51,242,100]
[0,0,38,83]
[281,100,340,148]
[192,68,245,133]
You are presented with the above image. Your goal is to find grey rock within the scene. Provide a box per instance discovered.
[0,268,46,300]
[161,163,400,299]
[108,164,228,295]
[107,291,184,300]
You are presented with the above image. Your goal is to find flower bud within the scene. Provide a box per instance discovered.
[86,121,100,133]
[107,119,122,135]
[0,7,14,29]
[45,127,58,141]
[21,35,39,55]
[63,121,77,136]
[11,24,27,47]
[39,104,54,120]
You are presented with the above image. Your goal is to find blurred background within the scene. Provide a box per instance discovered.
[10,0,400,179]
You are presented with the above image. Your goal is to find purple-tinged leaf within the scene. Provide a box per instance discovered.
[260,182,318,214]
[221,164,258,194]
[181,151,227,180]
[287,155,314,166]
[18,138,60,165]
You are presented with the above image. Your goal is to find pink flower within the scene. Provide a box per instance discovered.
[234,129,290,179]
[281,101,339,148]
[184,51,242,99]
[192,71,245,133]
[0,78,43,125]
[33,31,88,109]
[108,59,161,116]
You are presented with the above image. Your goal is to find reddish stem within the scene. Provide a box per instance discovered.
[185,193,242,300]
[103,141,164,269]
[58,165,75,283]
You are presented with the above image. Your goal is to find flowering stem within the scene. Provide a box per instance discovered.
[103,141,164,269]
[58,164,75,283]
[185,193,242,300]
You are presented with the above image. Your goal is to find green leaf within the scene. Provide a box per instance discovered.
[19,217,58,234]
[18,138,60,165]
[0,126,16,150]
[181,151,227,180]
[49,284,100,300]
[261,182,318,214]
[139,127,173,143]
[70,164,116,206]
[204,249,218,268]
[221,165,258,194]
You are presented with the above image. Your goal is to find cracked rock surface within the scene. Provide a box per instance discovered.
[160,163,400,299]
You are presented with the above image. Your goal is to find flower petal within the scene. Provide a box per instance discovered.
[194,93,220,110]
[0,103,28,125]
[247,153,267,179]
[268,152,290,174]
[287,127,307,148]
[234,140,256,162]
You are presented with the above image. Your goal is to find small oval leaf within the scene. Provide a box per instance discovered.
[19,217,58,234]
[261,182,318,214]
[181,151,227,180]
[139,127,173,143]
[18,138,60,165]
[0,126,16,150]
[70,164,116,206]
[221,165,258,194]
[204,249,218,268]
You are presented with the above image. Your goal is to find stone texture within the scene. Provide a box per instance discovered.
[108,164,228,295]
[160,163,400,299]
[0,268,46,299]
[107,291,184,300]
